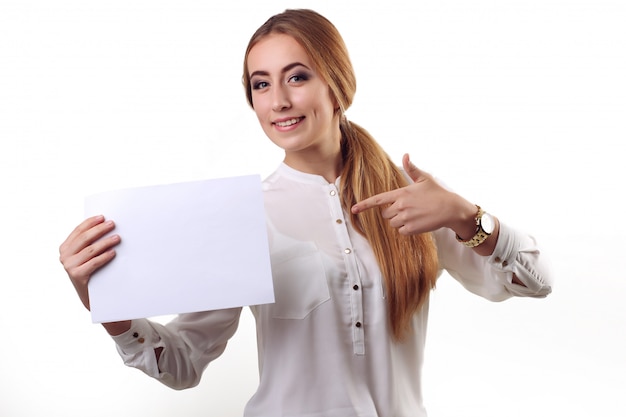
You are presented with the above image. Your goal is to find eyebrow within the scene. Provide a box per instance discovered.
[249,62,311,79]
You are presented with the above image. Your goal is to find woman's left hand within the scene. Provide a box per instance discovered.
[351,153,477,238]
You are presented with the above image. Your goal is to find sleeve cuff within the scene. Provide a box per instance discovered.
[488,221,521,271]
[111,319,163,356]
[488,221,552,297]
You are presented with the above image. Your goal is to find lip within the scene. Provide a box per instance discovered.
[272,116,305,131]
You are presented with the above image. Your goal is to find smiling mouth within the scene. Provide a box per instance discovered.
[274,117,304,127]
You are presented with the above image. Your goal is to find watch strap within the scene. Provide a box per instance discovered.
[456,205,491,248]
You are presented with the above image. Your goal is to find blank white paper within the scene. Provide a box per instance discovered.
[84,175,274,323]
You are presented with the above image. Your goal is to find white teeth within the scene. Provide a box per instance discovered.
[275,118,301,127]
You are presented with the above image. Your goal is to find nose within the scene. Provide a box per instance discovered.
[271,85,291,112]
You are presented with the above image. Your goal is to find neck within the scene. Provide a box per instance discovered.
[284,147,343,183]
[283,122,343,183]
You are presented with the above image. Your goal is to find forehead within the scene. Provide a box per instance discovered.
[247,33,312,74]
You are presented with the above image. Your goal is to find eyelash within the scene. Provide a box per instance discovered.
[289,72,309,83]
[252,81,269,90]
[252,72,309,90]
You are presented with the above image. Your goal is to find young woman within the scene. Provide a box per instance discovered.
[59,9,552,417]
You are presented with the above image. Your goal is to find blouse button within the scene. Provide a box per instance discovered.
[137,337,145,344]
[355,322,362,328]
[336,219,343,224]
[329,190,337,196]
[502,260,509,267]
[344,248,352,254]
[494,257,501,263]
[353,284,359,291]
[132,332,139,338]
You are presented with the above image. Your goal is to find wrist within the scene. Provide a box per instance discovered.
[102,320,132,336]
[455,204,496,248]
[450,201,481,240]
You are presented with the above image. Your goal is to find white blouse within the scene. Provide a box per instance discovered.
[111,163,552,417]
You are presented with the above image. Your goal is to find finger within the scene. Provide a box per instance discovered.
[73,244,118,279]
[380,205,397,220]
[398,224,416,236]
[78,233,121,263]
[63,234,120,278]
[388,214,405,229]
[66,215,106,243]
[402,153,426,183]
[60,215,105,258]
[63,232,120,267]
[351,190,398,214]
[60,216,115,259]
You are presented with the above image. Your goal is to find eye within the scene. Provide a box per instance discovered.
[288,73,309,83]
[252,80,269,90]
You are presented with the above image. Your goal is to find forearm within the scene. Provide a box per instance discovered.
[435,222,552,300]
[110,309,243,390]
[102,320,132,336]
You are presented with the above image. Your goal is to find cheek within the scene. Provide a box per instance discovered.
[253,106,263,121]
[314,96,337,119]
[292,90,328,116]
[317,88,338,113]
[251,97,269,121]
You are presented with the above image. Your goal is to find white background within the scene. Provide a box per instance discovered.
[1,0,624,416]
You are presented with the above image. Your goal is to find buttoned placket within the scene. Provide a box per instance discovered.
[327,184,366,355]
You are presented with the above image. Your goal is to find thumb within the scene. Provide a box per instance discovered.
[402,153,424,182]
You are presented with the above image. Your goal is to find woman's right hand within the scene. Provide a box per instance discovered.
[59,215,121,311]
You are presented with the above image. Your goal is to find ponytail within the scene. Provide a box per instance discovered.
[340,118,439,341]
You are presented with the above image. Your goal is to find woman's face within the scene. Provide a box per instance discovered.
[247,34,341,166]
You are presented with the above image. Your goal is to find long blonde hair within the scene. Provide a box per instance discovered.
[243,9,439,341]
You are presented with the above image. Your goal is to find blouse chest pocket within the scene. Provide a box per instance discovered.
[270,242,331,320]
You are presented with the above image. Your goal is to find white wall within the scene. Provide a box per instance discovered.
[1,0,624,416]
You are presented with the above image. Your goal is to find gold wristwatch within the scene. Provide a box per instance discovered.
[456,205,495,248]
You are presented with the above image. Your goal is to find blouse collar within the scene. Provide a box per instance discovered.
[277,162,342,187]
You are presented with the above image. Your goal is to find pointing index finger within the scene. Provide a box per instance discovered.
[351,190,396,214]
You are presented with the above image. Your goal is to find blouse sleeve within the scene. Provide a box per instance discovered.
[111,307,243,390]
[433,221,553,301]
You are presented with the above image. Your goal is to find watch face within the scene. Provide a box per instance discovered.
[481,213,495,234]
